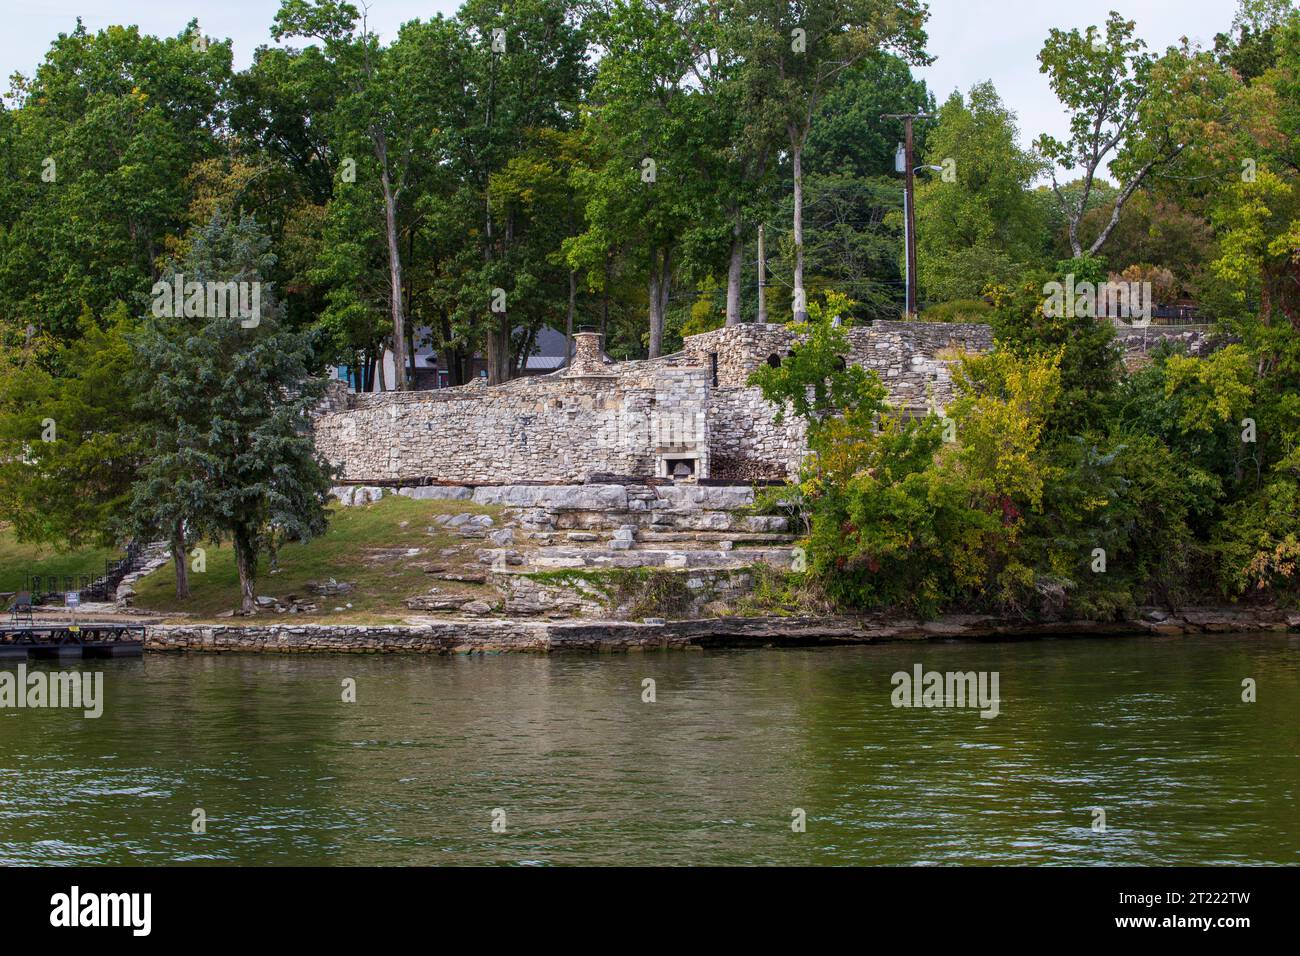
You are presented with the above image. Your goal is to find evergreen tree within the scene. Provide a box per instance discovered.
[130,212,334,612]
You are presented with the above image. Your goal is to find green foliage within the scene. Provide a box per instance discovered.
[915,82,1046,303]
[919,299,992,323]
[747,291,886,430]
[985,258,1121,435]
[130,212,334,612]
[1,21,233,336]
[1212,478,1300,600]
[792,349,1062,615]
[0,304,146,548]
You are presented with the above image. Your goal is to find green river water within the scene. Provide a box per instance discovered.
[0,633,1296,865]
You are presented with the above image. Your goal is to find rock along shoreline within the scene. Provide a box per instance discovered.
[145,606,1300,654]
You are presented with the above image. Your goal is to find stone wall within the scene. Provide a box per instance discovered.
[500,567,758,619]
[313,320,993,485]
[145,620,701,653]
[144,605,1300,654]
[707,388,805,481]
[681,320,991,399]
[1111,324,1221,371]
[315,363,709,483]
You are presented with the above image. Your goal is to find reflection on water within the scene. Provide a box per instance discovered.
[0,633,1296,865]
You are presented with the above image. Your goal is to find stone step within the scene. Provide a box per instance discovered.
[525,547,795,571]
[522,513,790,536]
[633,530,797,545]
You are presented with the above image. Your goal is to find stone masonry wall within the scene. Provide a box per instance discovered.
[707,388,806,481]
[313,320,993,485]
[315,363,709,483]
[682,320,992,408]
[1111,324,1220,371]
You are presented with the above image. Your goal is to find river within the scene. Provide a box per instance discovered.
[1,633,1296,865]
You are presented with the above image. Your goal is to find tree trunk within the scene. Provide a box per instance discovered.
[725,213,743,326]
[647,247,671,358]
[790,133,808,322]
[407,227,417,383]
[171,519,189,600]
[233,526,256,616]
[375,132,408,391]
[407,325,417,384]
[757,223,768,324]
[601,255,611,339]
[485,318,510,384]
[565,269,577,367]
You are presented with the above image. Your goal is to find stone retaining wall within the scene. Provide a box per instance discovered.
[144,606,1299,655]
[500,567,758,618]
[145,620,697,653]
[1111,324,1221,370]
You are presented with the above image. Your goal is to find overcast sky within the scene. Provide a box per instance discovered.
[5,0,1242,154]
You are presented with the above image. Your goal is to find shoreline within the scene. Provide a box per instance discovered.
[143,605,1300,654]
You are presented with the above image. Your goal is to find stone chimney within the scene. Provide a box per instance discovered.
[566,329,611,376]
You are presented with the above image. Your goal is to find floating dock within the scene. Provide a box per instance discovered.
[0,622,145,659]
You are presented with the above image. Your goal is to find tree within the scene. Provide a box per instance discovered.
[1036,11,1233,258]
[1214,0,1299,81]
[1063,190,1214,294]
[803,53,933,180]
[985,256,1122,436]
[0,20,232,337]
[771,171,903,320]
[575,0,711,356]
[717,0,930,320]
[131,213,333,613]
[271,0,431,390]
[431,0,591,379]
[756,53,933,322]
[914,82,1045,303]
[0,305,146,550]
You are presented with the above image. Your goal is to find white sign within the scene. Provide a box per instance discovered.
[64,591,80,608]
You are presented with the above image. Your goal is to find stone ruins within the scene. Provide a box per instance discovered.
[313,320,994,486]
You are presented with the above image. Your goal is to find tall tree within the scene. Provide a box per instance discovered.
[0,20,232,337]
[717,0,929,320]
[434,0,591,380]
[1036,11,1236,258]
[272,0,430,390]
[0,305,146,551]
[576,0,710,356]
[131,213,333,614]
[915,82,1045,303]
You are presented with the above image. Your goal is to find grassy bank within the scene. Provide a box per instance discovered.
[132,495,502,621]
[0,526,117,595]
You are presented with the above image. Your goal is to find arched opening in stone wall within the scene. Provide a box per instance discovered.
[766,353,781,368]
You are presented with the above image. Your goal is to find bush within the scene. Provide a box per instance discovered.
[918,298,992,323]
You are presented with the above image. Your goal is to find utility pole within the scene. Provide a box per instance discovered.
[756,224,768,324]
[882,112,931,319]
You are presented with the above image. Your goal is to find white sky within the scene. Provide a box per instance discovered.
[5,0,1242,153]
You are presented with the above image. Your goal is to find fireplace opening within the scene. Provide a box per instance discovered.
[665,457,696,480]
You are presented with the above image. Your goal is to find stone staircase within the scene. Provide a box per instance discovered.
[385,480,800,572]
[389,482,802,619]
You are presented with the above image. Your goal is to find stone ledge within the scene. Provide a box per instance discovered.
[144,606,1297,654]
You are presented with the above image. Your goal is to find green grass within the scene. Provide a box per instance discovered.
[134,494,503,622]
[0,527,118,595]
